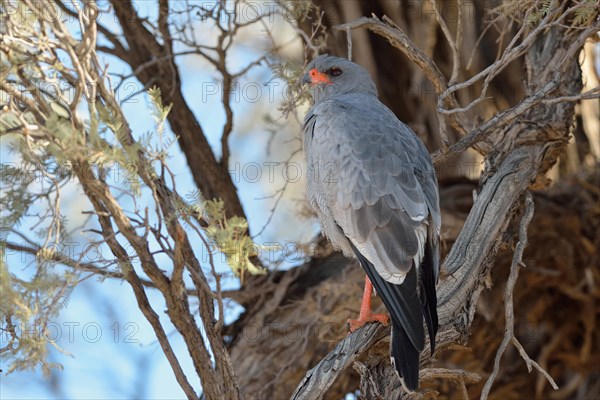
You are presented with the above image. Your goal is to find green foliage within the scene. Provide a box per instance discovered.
[271,59,313,117]
[524,0,552,25]
[145,86,178,168]
[0,250,74,378]
[148,87,173,137]
[571,0,599,26]
[202,199,265,281]
[512,0,599,27]
[180,189,265,281]
[280,1,310,23]
[0,158,35,229]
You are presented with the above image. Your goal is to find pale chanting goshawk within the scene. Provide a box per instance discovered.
[302,55,441,391]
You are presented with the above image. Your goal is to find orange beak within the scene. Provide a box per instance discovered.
[307,68,332,84]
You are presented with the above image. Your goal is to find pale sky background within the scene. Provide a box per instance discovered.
[1,1,320,398]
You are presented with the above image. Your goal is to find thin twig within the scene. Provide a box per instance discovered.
[334,15,468,139]
[345,27,353,61]
[430,0,460,85]
[480,192,558,400]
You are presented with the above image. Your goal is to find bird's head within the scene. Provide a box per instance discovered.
[302,55,377,103]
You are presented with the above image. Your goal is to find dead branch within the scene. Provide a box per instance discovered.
[333,15,468,143]
[480,191,558,399]
[291,323,387,400]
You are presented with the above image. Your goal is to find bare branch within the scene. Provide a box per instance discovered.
[334,15,468,142]
[438,1,598,117]
[429,0,461,85]
[291,323,387,400]
[431,79,559,166]
[53,0,129,60]
[480,191,558,399]
[109,0,246,220]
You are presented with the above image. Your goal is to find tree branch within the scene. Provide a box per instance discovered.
[291,323,387,400]
[480,192,557,399]
[334,15,468,143]
[110,0,246,220]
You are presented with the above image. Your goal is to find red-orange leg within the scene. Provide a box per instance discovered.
[347,276,390,332]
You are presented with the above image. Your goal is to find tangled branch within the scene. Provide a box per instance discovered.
[480,192,558,399]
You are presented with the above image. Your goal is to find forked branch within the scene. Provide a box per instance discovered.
[480,192,558,399]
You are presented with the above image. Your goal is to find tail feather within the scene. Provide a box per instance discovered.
[390,323,420,391]
[419,230,438,353]
[348,241,424,391]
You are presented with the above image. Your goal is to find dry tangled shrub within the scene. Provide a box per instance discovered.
[432,166,600,400]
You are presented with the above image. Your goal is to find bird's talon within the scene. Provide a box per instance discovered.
[347,312,390,333]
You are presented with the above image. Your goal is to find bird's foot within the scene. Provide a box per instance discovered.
[347,312,390,333]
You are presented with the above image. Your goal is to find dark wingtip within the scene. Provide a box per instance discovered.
[390,324,420,391]
[420,229,439,354]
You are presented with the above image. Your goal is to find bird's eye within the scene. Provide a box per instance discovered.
[327,67,343,77]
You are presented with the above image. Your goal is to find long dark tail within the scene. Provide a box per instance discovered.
[348,241,424,391]
[420,231,439,354]
[390,323,420,391]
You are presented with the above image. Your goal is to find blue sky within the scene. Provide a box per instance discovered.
[0,2,318,398]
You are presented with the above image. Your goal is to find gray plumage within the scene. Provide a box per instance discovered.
[302,55,440,391]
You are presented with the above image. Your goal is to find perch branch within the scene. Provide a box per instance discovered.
[290,323,387,400]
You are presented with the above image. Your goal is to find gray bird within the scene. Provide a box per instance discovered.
[302,55,440,391]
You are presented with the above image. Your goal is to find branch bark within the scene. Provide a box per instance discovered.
[291,323,388,400]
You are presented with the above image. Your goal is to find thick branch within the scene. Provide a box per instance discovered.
[291,323,387,400]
